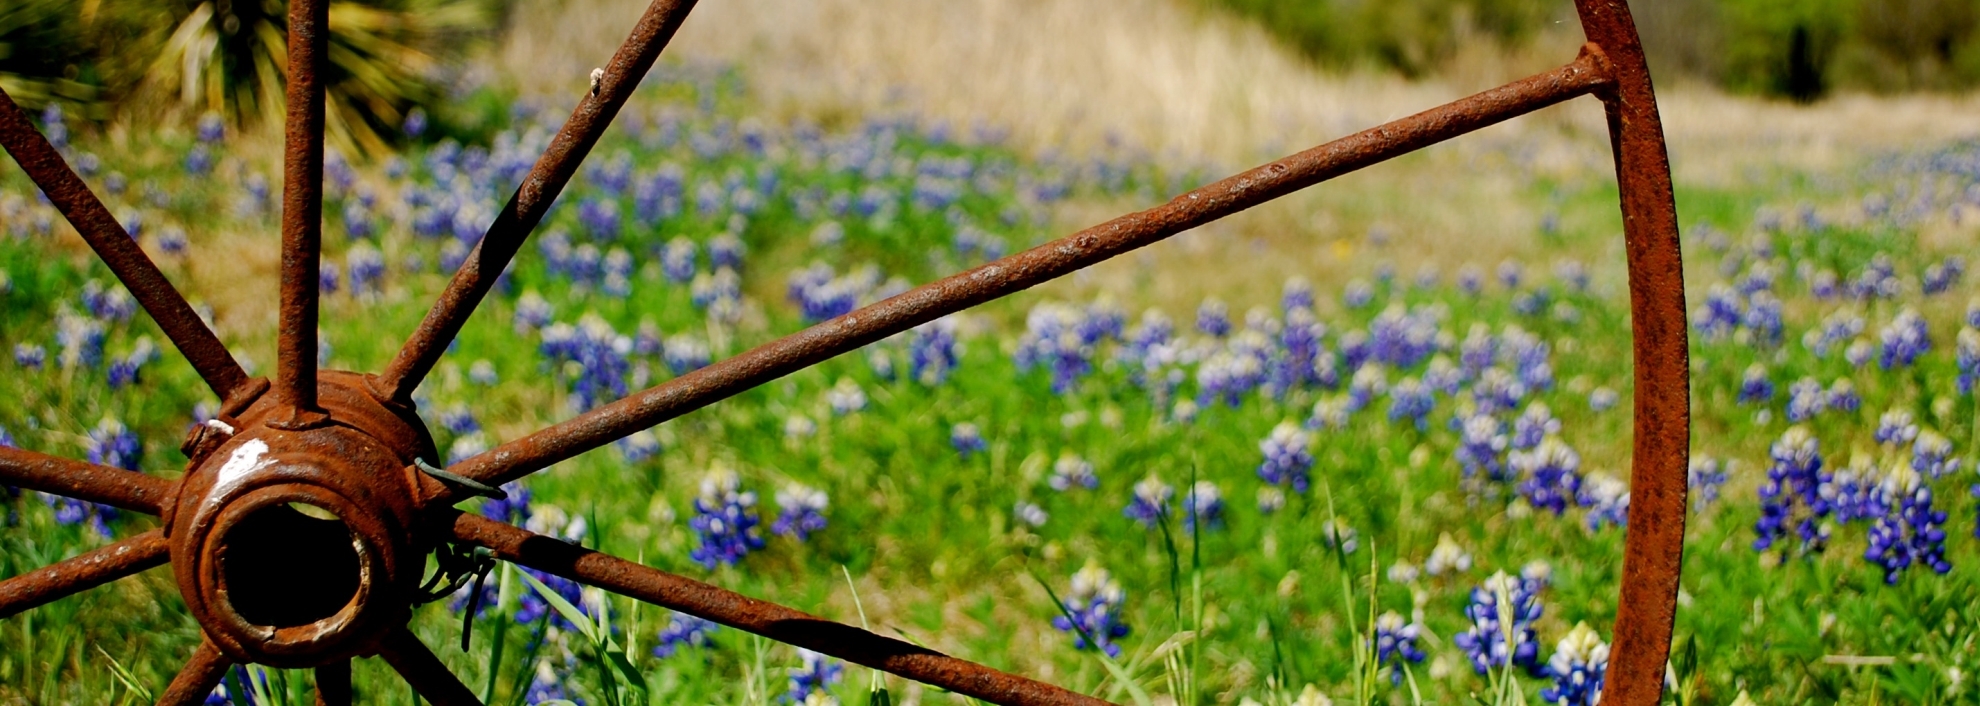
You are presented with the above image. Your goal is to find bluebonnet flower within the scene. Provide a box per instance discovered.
[1737,363,1773,404]
[772,484,829,541]
[688,468,765,569]
[157,225,188,254]
[1810,268,1840,299]
[1828,378,1860,413]
[577,198,621,240]
[1425,533,1473,577]
[1322,517,1358,554]
[783,415,817,440]
[1513,436,1583,516]
[1512,402,1560,450]
[1453,570,1544,676]
[1879,308,1931,369]
[347,244,385,295]
[1539,623,1609,706]
[1849,253,1900,299]
[1014,303,1095,394]
[651,611,720,659]
[1690,284,1742,340]
[1865,466,1951,584]
[1275,307,1326,392]
[106,338,157,389]
[1923,257,1965,295]
[663,335,711,375]
[1346,365,1387,413]
[1457,264,1484,295]
[826,378,866,416]
[1373,611,1426,684]
[81,280,137,322]
[1803,309,1866,358]
[437,404,481,436]
[87,417,141,470]
[1342,279,1375,309]
[1754,427,1832,555]
[787,649,844,704]
[401,107,427,138]
[1283,277,1314,312]
[1578,472,1629,531]
[1913,431,1958,480]
[318,262,340,295]
[1958,328,1979,396]
[709,232,746,270]
[1742,291,1784,344]
[1471,368,1527,415]
[1876,409,1919,447]
[617,429,661,463]
[1051,563,1131,658]
[1386,377,1434,429]
[909,317,961,385]
[1689,457,1727,510]
[1196,298,1230,337]
[1823,458,1885,525]
[1257,422,1313,493]
[1182,481,1224,531]
[950,423,987,458]
[1013,501,1049,528]
[809,221,845,248]
[1123,476,1173,528]
[542,315,633,412]
[1455,412,1510,482]
[1785,377,1828,422]
[480,482,532,525]
[524,661,583,705]
[1497,259,1524,289]
[469,360,500,386]
[663,237,699,283]
[1460,324,1497,378]
[1845,339,1874,368]
[14,343,46,370]
[447,433,489,465]
[1048,454,1098,491]
[1423,356,1462,396]
[1588,387,1619,412]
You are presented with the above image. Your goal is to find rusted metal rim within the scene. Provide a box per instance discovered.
[0,0,1686,703]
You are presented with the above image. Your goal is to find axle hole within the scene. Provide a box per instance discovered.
[220,503,361,628]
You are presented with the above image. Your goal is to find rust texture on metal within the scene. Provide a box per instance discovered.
[0,1,1691,703]
[0,90,248,400]
[445,510,1115,706]
[0,446,175,514]
[448,51,1614,492]
[377,627,484,706]
[276,0,330,417]
[157,640,234,706]
[315,660,354,706]
[0,529,169,618]
[375,0,703,404]
[1570,1,1690,704]
[170,370,432,668]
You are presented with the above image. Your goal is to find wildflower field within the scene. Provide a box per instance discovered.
[3,57,1980,706]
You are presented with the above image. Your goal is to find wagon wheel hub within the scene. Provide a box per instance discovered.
[168,371,436,668]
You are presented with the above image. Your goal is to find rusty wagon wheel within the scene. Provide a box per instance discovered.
[0,0,1689,703]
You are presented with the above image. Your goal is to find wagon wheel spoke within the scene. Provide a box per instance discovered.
[442,510,1114,706]
[156,639,232,706]
[0,529,169,619]
[0,88,249,400]
[440,51,1615,494]
[376,0,702,404]
[377,626,482,706]
[314,659,353,706]
[274,0,331,419]
[0,446,175,514]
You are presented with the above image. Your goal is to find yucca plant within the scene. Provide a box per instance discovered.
[0,0,162,116]
[131,0,501,155]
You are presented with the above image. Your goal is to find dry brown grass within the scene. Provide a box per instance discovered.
[493,0,1980,313]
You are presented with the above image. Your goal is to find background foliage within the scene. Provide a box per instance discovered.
[1203,0,1980,100]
